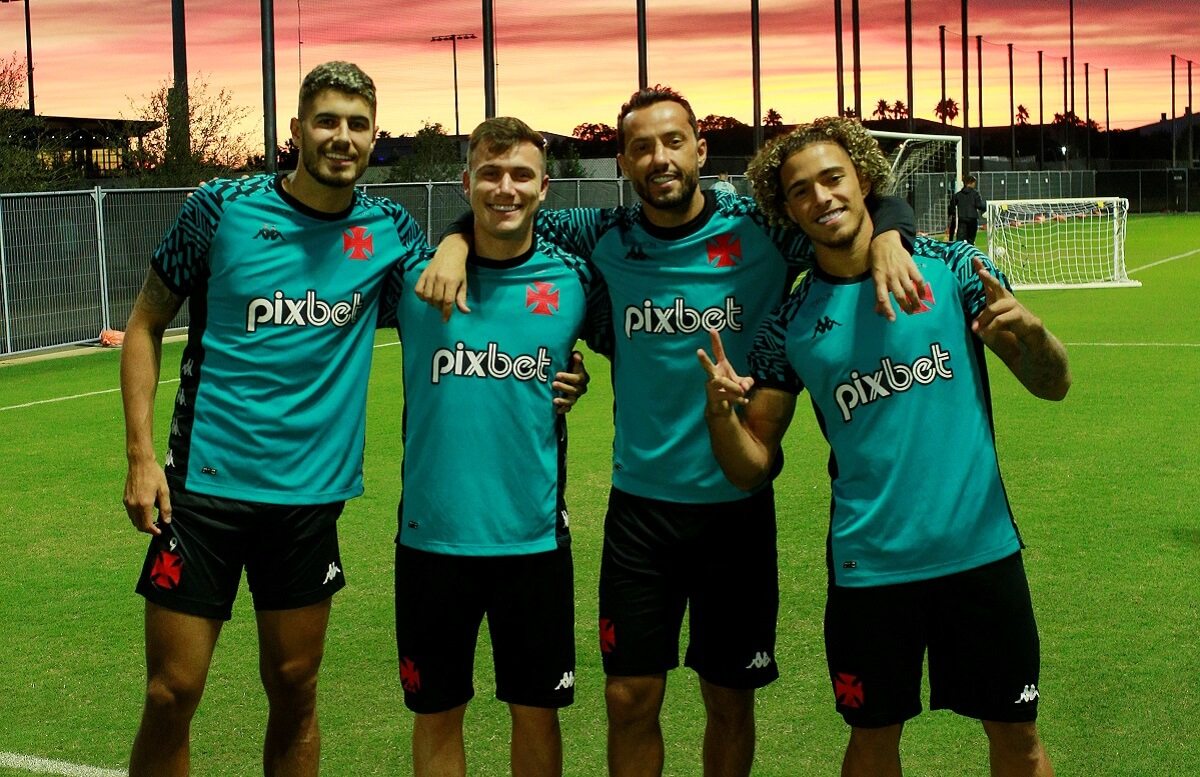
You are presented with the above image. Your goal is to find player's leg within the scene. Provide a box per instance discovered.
[684,487,778,777]
[129,603,223,777]
[824,576,929,777]
[926,552,1052,777]
[255,600,331,777]
[396,545,484,777]
[598,489,687,777]
[246,501,346,777]
[488,547,575,777]
[130,490,243,777]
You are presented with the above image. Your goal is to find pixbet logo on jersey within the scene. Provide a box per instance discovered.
[431,341,552,384]
[624,296,743,338]
[245,290,363,333]
[833,342,954,422]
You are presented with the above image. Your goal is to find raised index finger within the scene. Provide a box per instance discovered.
[707,328,729,365]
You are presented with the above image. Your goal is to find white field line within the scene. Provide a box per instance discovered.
[0,752,125,777]
[0,341,400,413]
[1128,247,1200,274]
[1064,342,1200,348]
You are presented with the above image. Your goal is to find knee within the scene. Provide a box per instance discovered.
[700,684,754,729]
[983,721,1045,762]
[846,725,903,759]
[144,672,205,720]
[605,677,664,725]
[260,654,321,710]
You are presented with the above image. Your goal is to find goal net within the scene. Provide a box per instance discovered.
[869,130,962,238]
[985,198,1137,289]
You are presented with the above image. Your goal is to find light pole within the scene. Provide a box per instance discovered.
[431,33,477,140]
[0,0,34,114]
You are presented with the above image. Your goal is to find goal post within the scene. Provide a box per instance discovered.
[985,197,1138,290]
[869,129,963,238]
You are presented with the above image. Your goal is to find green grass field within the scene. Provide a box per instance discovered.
[1,213,1197,776]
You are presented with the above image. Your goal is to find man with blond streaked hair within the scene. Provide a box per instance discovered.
[707,116,1066,776]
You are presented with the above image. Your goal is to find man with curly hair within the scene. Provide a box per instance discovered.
[700,117,1067,776]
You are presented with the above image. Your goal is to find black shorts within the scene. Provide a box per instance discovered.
[395,544,575,714]
[824,551,1041,728]
[134,486,346,621]
[597,486,779,689]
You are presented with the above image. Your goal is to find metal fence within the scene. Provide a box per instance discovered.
[0,169,1193,356]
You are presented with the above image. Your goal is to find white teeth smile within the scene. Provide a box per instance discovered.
[490,204,519,212]
[817,209,844,225]
[651,175,675,184]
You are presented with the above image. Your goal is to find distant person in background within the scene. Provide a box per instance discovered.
[948,173,987,244]
[711,171,738,195]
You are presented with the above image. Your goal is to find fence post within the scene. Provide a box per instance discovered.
[0,196,10,354]
[426,183,434,240]
[94,187,112,332]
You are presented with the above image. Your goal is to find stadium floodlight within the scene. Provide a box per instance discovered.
[430,33,478,141]
[869,129,963,238]
[985,197,1138,290]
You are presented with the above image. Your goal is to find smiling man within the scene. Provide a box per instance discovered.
[701,116,1067,777]
[120,62,431,777]
[384,117,604,777]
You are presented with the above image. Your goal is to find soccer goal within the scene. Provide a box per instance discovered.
[985,198,1138,289]
[869,130,963,238]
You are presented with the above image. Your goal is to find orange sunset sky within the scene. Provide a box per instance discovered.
[2,0,1198,147]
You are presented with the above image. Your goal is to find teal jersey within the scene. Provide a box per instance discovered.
[152,174,427,504]
[387,237,602,556]
[749,237,1021,587]
[537,189,813,503]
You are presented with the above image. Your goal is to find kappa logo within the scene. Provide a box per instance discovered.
[706,233,742,268]
[833,342,954,423]
[745,651,773,670]
[554,671,575,691]
[342,225,374,260]
[149,548,183,590]
[399,657,422,693]
[812,316,841,338]
[1014,684,1040,704]
[526,281,560,316]
[625,245,650,262]
[254,224,284,241]
[322,561,342,585]
[833,672,864,709]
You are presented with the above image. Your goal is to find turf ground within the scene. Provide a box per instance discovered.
[1,213,1197,776]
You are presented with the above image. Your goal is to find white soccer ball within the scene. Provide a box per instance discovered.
[992,245,1008,260]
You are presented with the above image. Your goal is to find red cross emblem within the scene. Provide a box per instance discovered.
[342,226,374,260]
[911,282,936,314]
[399,656,422,693]
[833,672,864,709]
[599,618,616,654]
[525,282,560,316]
[149,550,183,590]
[706,233,742,268]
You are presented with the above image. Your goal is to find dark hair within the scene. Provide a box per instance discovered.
[616,85,698,151]
[467,116,546,169]
[964,174,978,185]
[298,61,376,118]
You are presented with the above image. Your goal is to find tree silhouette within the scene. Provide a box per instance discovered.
[891,100,909,119]
[1052,111,1084,127]
[873,99,891,120]
[934,98,960,124]
[698,114,746,132]
[843,107,859,119]
[572,122,617,143]
[1015,105,1030,126]
[763,108,783,127]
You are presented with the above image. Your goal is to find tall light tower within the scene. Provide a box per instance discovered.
[0,0,33,113]
[431,33,478,139]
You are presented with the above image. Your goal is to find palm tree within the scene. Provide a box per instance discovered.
[934,97,960,124]
[1016,104,1030,126]
[873,99,890,121]
[763,108,783,127]
[891,100,909,119]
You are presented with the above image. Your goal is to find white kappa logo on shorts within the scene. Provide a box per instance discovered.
[745,651,773,670]
[322,562,341,585]
[1014,684,1040,703]
[554,671,575,690]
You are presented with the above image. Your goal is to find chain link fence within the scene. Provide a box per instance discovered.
[1,170,1194,356]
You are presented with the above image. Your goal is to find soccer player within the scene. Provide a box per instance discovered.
[120,62,429,777]
[701,116,1067,777]
[948,173,987,245]
[416,86,923,777]
[385,117,603,777]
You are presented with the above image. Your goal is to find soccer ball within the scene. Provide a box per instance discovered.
[992,245,1008,260]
